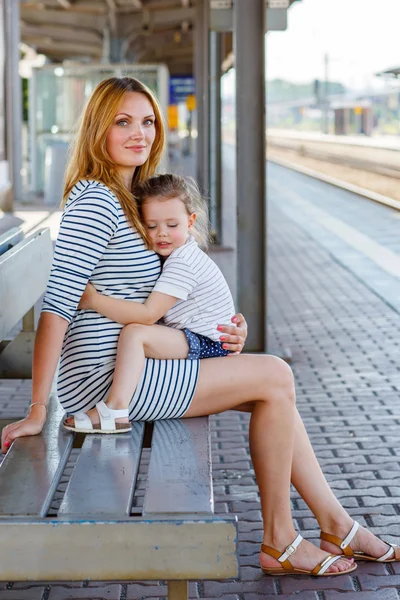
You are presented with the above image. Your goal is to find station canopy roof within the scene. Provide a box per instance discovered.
[21,0,197,75]
[20,0,298,76]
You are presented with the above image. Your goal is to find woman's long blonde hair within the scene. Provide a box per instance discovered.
[63,77,166,241]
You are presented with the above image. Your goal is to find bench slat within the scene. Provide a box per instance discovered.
[0,228,53,340]
[0,395,73,518]
[58,422,144,518]
[0,518,238,581]
[143,417,213,516]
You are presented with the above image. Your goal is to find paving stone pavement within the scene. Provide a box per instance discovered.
[0,194,400,599]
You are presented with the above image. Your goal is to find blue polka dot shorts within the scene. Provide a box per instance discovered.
[183,328,229,360]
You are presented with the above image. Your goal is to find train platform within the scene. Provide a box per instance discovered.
[268,128,400,151]
[0,155,400,599]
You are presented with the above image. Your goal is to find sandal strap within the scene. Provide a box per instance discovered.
[261,545,292,570]
[261,534,303,570]
[73,411,94,431]
[312,553,343,576]
[96,401,129,430]
[377,542,396,562]
[320,520,359,557]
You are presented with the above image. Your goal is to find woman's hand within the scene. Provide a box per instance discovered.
[1,409,46,454]
[217,313,248,355]
[78,282,97,310]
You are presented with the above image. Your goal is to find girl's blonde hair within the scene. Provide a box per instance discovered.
[133,174,210,250]
[62,77,166,242]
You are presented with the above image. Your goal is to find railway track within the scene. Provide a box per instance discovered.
[266,135,400,211]
[268,136,400,180]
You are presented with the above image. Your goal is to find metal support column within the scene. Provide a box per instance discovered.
[5,0,23,205]
[194,0,210,194]
[209,31,222,243]
[110,38,124,64]
[234,0,267,351]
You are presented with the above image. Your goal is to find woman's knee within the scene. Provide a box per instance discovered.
[258,355,296,405]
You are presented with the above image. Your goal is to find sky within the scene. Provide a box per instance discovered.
[265,0,400,89]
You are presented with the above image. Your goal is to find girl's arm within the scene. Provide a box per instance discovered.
[79,283,177,325]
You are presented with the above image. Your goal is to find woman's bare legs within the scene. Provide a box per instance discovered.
[185,354,353,574]
[291,410,391,559]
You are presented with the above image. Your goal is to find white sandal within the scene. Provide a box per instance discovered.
[261,533,357,576]
[63,401,132,434]
[321,520,400,563]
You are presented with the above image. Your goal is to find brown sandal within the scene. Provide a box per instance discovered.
[261,533,357,576]
[321,520,400,563]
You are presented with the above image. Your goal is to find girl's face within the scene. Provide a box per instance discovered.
[106,92,156,185]
[142,196,196,257]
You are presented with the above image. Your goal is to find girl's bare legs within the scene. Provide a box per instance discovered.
[107,323,188,409]
[184,354,353,574]
[64,324,189,428]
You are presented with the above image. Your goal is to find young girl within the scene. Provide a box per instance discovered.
[71,174,236,434]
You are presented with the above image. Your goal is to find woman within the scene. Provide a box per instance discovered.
[1,77,398,577]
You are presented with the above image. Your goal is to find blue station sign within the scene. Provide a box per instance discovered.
[169,76,196,105]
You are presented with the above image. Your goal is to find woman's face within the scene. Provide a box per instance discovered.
[106,92,156,183]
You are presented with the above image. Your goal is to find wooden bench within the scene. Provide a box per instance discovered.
[0,227,238,600]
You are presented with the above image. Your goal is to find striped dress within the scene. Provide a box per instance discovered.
[153,236,235,341]
[41,180,199,420]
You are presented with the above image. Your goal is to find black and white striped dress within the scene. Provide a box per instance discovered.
[41,180,199,420]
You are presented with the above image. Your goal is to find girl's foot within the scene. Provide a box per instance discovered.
[320,520,397,561]
[63,401,131,433]
[64,407,129,429]
[260,535,355,575]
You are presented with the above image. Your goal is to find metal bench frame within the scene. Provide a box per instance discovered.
[0,227,53,378]
[0,227,239,600]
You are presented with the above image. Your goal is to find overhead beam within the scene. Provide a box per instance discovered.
[155,44,193,58]
[21,22,103,44]
[118,6,194,36]
[20,8,106,30]
[27,38,103,57]
[57,0,72,8]
[21,1,106,14]
[131,29,192,49]
[118,1,189,13]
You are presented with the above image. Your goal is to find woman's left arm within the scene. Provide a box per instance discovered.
[217,313,247,355]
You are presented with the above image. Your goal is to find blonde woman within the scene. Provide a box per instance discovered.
[2,77,398,577]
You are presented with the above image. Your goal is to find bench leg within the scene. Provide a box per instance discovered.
[168,581,188,600]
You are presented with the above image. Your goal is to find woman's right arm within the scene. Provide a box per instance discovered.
[1,186,120,454]
[1,312,68,453]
